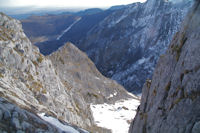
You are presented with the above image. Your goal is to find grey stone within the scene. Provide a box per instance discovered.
[16,130,25,133]
[192,121,200,133]
[35,129,45,133]
[11,117,21,129]
[21,121,31,130]
[3,111,11,120]
[12,111,19,118]
[129,1,200,133]
[0,110,3,120]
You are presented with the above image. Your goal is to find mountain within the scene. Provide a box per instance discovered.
[34,10,115,55]
[21,8,117,55]
[49,42,132,104]
[0,12,139,132]
[49,42,140,132]
[21,14,80,44]
[77,0,193,94]
[108,5,126,10]
[19,0,193,94]
[9,14,33,20]
[129,0,200,132]
[74,8,104,16]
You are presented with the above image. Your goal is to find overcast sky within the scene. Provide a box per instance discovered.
[0,0,146,8]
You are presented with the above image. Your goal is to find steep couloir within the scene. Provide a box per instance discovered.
[129,0,200,132]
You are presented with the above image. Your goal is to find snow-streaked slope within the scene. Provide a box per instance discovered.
[79,0,193,94]
[57,17,82,40]
[90,98,140,133]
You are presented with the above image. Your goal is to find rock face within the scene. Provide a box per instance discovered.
[0,12,137,132]
[79,0,193,93]
[0,97,88,133]
[129,1,200,132]
[0,12,92,129]
[0,97,60,133]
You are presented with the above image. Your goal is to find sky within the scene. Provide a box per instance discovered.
[0,0,146,8]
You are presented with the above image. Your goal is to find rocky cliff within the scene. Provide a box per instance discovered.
[0,12,93,130]
[0,12,138,132]
[129,0,200,132]
[78,0,193,93]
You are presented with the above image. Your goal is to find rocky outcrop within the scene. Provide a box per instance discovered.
[78,0,193,93]
[129,1,200,132]
[0,97,60,133]
[0,97,88,133]
[0,12,138,132]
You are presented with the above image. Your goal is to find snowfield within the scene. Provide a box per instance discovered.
[90,98,140,133]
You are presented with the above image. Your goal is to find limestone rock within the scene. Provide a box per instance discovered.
[0,12,90,129]
[129,1,200,132]
[0,97,87,133]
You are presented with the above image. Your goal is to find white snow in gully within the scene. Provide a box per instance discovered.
[90,98,140,133]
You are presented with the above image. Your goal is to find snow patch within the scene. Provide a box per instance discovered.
[38,113,80,133]
[107,92,118,98]
[90,98,140,133]
[95,76,100,80]
[137,57,146,65]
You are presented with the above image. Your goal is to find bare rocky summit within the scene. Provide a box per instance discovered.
[129,1,200,132]
[49,42,133,104]
[0,12,137,132]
